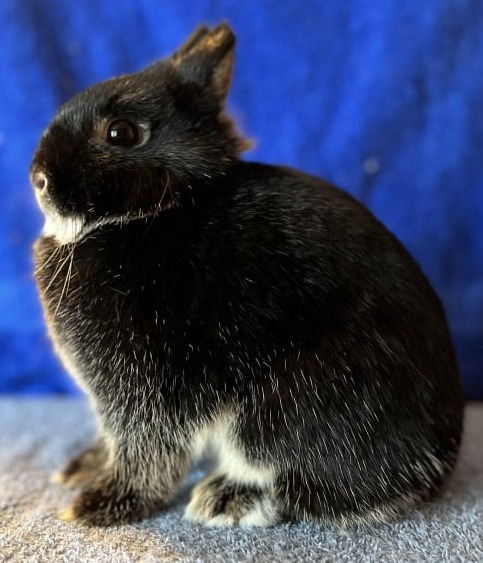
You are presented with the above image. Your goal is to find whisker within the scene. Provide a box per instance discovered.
[43,245,71,294]
[35,236,64,275]
[54,244,75,316]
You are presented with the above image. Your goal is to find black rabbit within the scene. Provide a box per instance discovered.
[31,23,464,527]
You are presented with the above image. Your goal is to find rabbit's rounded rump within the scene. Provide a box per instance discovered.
[32,24,463,527]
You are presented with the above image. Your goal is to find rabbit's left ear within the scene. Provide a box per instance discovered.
[171,23,235,103]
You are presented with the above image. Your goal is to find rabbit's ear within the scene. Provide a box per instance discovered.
[171,23,235,103]
[173,25,211,57]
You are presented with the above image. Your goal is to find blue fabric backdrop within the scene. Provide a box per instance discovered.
[0,0,482,397]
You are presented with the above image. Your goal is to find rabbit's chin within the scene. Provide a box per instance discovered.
[40,204,178,245]
[41,209,104,245]
[42,211,87,245]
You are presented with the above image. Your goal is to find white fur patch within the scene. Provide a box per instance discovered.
[192,411,275,488]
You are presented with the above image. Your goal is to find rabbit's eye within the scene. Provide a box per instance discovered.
[106,119,140,147]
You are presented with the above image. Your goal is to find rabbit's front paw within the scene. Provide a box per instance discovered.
[53,441,106,489]
[185,473,279,527]
[58,477,154,526]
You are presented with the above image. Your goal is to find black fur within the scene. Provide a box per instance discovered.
[32,23,464,527]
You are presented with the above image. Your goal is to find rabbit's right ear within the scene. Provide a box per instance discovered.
[170,23,236,104]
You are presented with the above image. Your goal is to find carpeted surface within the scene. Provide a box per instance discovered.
[0,399,482,562]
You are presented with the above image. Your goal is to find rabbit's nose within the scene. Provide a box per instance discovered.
[31,170,48,191]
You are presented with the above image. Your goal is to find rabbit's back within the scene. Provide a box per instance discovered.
[196,162,463,522]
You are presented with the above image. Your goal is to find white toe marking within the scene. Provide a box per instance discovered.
[238,497,279,527]
[205,514,236,527]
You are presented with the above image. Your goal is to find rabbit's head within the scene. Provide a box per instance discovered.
[30,23,247,243]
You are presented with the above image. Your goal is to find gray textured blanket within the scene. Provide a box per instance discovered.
[1,399,482,562]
